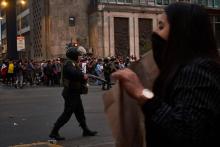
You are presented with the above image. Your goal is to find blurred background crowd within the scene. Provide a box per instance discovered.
[0,54,137,90]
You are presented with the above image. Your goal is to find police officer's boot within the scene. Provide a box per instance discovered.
[49,127,65,140]
[80,123,98,137]
[82,127,98,137]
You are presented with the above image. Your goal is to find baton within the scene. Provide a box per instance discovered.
[87,74,107,83]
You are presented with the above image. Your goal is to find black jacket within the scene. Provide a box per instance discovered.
[143,58,220,147]
[62,60,84,95]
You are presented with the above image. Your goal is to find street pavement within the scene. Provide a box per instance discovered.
[0,84,114,147]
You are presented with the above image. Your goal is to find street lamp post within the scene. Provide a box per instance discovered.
[5,0,18,59]
[1,0,26,60]
[0,16,4,43]
[0,16,4,57]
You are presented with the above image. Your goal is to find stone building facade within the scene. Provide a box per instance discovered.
[89,4,163,58]
[47,0,90,59]
[88,0,220,58]
[1,0,220,60]
[1,0,90,60]
[34,0,220,59]
[28,0,90,60]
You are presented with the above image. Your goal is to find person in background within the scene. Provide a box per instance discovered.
[44,60,53,86]
[112,3,220,147]
[95,58,103,86]
[15,60,24,88]
[1,60,8,84]
[56,58,62,85]
[119,59,125,69]
[7,59,15,86]
[80,58,88,74]
[102,57,112,90]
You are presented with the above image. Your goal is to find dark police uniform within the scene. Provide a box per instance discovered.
[49,47,97,140]
[102,58,112,90]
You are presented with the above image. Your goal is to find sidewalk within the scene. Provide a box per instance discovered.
[59,136,114,147]
[11,136,114,147]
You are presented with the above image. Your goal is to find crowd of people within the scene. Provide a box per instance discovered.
[0,54,137,89]
[0,58,62,88]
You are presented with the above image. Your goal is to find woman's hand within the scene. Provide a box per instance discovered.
[112,68,149,104]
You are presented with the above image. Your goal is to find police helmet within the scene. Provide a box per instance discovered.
[66,46,81,61]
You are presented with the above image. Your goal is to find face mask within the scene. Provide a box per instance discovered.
[151,32,167,69]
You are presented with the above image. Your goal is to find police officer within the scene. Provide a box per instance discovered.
[102,57,112,90]
[49,46,97,140]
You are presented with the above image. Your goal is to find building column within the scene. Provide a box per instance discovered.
[129,16,135,57]
[102,13,115,57]
[103,11,110,57]
[129,15,140,59]
[109,16,115,57]
[152,14,158,31]
[134,17,139,59]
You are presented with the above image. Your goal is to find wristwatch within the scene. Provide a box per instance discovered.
[142,89,154,99]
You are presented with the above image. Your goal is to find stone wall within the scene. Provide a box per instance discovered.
[88,12,103,57]
[48,0,90,58]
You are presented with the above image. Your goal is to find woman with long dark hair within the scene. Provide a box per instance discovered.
[112,3,220,147]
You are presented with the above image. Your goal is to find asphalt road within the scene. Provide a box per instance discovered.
[0,85,114,147]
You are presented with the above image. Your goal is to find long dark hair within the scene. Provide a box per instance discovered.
[153,2,219,97]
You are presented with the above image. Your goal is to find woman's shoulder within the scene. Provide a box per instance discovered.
[174,57,220,87]
[183,57,220,75]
